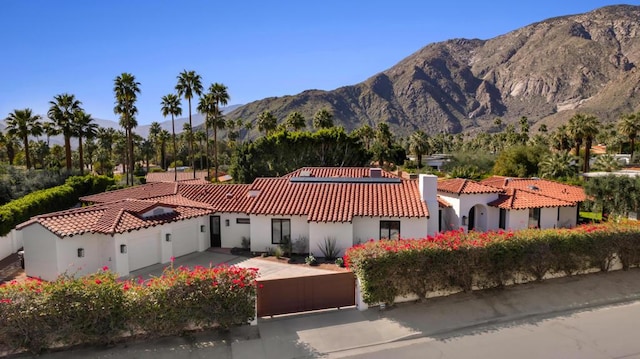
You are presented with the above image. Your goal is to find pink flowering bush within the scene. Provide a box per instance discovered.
[0,264,257,354]
[345,222,640,305]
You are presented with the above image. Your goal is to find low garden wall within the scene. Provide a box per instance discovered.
[346,222,640,309]
[0,263,257,354]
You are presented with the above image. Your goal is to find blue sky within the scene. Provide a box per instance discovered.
[0,1,634,125]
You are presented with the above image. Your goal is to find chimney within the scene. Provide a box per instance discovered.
[370,168,382,178]
[419,174,439,236]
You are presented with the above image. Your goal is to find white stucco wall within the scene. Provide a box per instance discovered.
[0,230,19,262]
[249,215,309,253]
[172,220,199,258]
[437,192,500,232]
[22,223,59,281]
[308,221,352,257]
[218,213,251,248]
[508,209,530,231]
[351,216,429,244]
[56,232,109,278]
[559,206,578,228]
[540,207,558,229]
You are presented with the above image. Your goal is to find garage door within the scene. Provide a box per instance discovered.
[128,234,161,271]
[172,225,198,258]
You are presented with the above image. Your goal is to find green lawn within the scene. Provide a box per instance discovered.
[580,211,603,221]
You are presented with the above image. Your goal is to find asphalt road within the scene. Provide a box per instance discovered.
[334,301,640,359]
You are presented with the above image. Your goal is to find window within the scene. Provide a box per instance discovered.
[499,209,507,229]
[271,219,291,244]
[380,221,400,240]
[120,244,127,254]
[528,208,540,228]
[77,248,85,258]
[236,218,250,224]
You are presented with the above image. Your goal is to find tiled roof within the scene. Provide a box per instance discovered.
[246,178,428,222]
[282,167,398,179]
[177,184,253,213]
[437,178,504,195]
[438,196,452,208]
[80,182,178,204]
[481,176,586,204]
[488,188,576,209]
[18,199,214,237]
[145,170,214,183]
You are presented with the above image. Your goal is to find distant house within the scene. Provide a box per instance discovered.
[15,168,586,280]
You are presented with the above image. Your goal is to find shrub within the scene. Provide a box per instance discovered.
[273,246,284,259]
[345,222,640,305]
[0,264,257,354]
[318,237,340,260]
[293,236,309,254]
[305,255,317,266]
[335,257,345,267]
[241,236,251,250]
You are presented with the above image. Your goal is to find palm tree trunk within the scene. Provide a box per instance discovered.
[188,98,195,179]
[631,137,636,164]
[205,118,210,181]
[172,115,177,182]
[128,127,134,185]
[161,142,166,170]
[23,136,31,170]
[64,135,72,172]
[584,139,592,173]
[214,126,218,181]
[78,136,84,175]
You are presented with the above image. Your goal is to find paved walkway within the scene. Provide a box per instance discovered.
[127,250,337,280]
[22,268,640,359]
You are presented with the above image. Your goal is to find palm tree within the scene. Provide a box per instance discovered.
[618,112,640,163]
[550,125,572,152]
[257,111,277,136]
[1,132,19,165]
[580,114,600,173]
[73,110,98,175]
[352,124,375,150]
[313,108,334,130]
[197,92,216,180]
[285,112,306,131]
[5,108,43,170]
[113,73,141,185]
[175,70,203,179]
[96,127,117,160]
[157,129,171,170]
[48,93,82,172]
[408,130,429,168]
[41,121,60,146]
[539,151,578,179]
[141,139,154,174]
[148,121,162,166]
[161,93,182,181]
[591,154,622,172]
[210,83,229,181]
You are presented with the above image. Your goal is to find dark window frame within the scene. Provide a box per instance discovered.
[271,218,291,244]
[236,218,250,224]
[528,208,541,229]
[380,220,401,240]
[499,208,507,229]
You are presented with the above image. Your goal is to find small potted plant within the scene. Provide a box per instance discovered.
[305,254,318,266]
[335,257,344,267]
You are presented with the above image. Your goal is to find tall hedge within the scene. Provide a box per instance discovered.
[0,175,114,236]
[345,222,640,305]
[0,264,257,354]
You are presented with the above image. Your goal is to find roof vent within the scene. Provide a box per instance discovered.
[299,170,313,177]
[370,168,382,178]
[247,190,261,198]
[528,185,539,191]
[226,192,233,199]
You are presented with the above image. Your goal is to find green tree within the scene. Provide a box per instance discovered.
[148,121,162,165]
[175,70,203,179]
[5,108,43,170]
[48,93,82,172]
[591,154,622,172]
[408,130,429,168]
[493,145,549,177]
[141,139,154,174]
[538,151,578,179]
[618,112,640,163]
[285,111,306,131]
[42,121,60,147]
[161,94,183,180]
[352,124,375,150]
[257,111,277,136]
[157,129,171,170]
[208,83,230,181]
[113,73,141,185]
[312,108,334,130]
[73,110,98,175]
[580,114,600,173]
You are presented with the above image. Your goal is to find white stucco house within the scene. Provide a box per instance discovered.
[14,167,585,280]
[437,176,585,232]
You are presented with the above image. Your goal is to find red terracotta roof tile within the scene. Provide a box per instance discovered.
[247,178,428,222]
[145,170,215,183]
[438,196,452,208]
[488,188,576,209]
[282,167,398,179]
[20,199,214,237]
[481,176,586,204]
[80,182,178,204]
[177,184,253,213]
[437,178,504,195]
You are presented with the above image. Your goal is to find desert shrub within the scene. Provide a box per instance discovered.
[317,237,340,260]
[293,236,309,254]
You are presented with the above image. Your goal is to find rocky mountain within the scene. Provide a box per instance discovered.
[226,5,640,136]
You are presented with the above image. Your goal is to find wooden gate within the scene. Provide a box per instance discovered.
[257,272,355,317]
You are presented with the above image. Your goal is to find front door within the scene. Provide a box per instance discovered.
[468,207,476,231]
[210,216,221,248]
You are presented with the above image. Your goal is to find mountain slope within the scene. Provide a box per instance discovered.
[226,5,640,136]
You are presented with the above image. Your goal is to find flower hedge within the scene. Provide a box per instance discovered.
[0,264,257,354]
[345,222,640,306]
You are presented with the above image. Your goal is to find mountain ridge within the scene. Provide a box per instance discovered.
[225,4,640,136]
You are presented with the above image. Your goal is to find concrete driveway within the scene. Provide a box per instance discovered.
[128,250,337,280]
